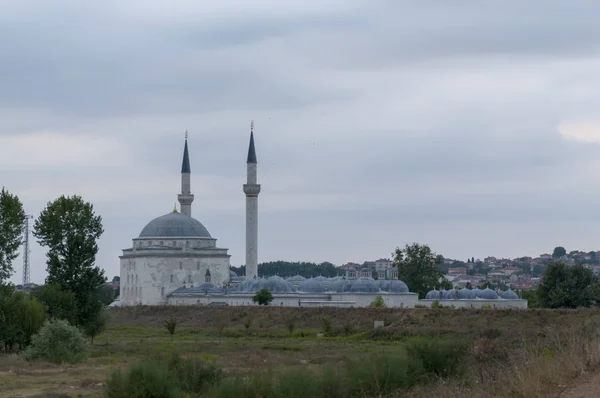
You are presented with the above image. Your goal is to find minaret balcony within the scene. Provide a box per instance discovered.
[243,184,261,196]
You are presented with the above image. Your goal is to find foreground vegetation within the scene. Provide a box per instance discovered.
[1,306,600,397]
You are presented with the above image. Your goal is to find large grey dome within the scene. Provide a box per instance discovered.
[297,278,326,293]
[379,279,410,293]
[139,211,211,238]
[349,278,380,293]
[238,277,295,293]
[499,288,519,300]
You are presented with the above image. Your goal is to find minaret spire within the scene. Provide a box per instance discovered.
[178,131,194,217]
[243,121,261,279]
[247,121,257,164]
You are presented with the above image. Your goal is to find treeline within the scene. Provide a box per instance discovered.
[231,261,339,278]
[0,188,109,352]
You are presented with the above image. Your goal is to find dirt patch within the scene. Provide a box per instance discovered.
[561,370,600,398]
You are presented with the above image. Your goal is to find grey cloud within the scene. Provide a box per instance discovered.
[5,1,600,284]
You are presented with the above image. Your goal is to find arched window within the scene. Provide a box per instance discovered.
[160,241,164,246]
[161,287,165,297]
[205,269,211,283]
[179,262,182,270]
[136,275,138,283]
[186,241,190,248]
[170,275,174,283]
[172,241,176,247]
[188,274,192,283]
[197,261,200,271]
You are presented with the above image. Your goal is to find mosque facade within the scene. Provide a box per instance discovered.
[118,126,528,309]
[119,134,232,306]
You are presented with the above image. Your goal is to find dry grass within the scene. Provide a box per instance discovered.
[1,307,600,397]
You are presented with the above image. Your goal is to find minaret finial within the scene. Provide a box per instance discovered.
[185,130,188,140]
[173,201,178,212]
[250,120,254,133]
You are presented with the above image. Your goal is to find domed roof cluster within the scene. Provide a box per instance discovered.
[235,276,412,294]
[425,287,520,300]
[139,211,211,238]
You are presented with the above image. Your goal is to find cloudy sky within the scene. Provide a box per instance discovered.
[3,1,600,284]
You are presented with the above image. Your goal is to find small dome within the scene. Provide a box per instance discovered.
[238,278,262,293]
[237,277,295,293]
[499,288,519,300]
[425,289,441,300]
[268,275,284,281]
[458,288,475,299]
[229,269,238,278]
[297,278,325,293]
[441,289,457,300]
[479,288,499,300]
[379,279,409,293]
[139,211,211,238]
[287,274,306,282]
[348,278,380,293]
[328,278,349,293]
[473,288,483,298]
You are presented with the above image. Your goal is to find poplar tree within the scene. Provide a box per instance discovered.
[0,187,26,283]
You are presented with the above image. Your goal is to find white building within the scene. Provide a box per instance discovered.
[119,134,232,305]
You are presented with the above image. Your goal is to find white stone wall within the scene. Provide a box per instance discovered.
[120,238,231,306]
[167,292,419,308]
[418,299,528,309]
[164,293,527,309]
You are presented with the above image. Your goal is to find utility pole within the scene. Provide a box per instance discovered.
[22,215,33,286]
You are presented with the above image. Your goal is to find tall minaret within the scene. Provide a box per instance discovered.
[243,121,261,279]
[178,131,194,217]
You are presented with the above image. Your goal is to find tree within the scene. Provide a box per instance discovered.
[537,262,600,308]
[0,289,46,351]
[97,284,116,306]
[370,295,386,308]
[30,284,77,324]
[164,316,177,341]
[393,243,446,299]
[82,307,108,344]
[0,188,26,283]
[552,246,567,258]
[33,195,105,325]
[252,288,273,306]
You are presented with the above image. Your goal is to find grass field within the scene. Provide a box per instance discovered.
[2,306,600,397]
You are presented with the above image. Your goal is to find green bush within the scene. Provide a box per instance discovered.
[206,354,425,398]
[369,295,386,308]
[106,361,181,398]
[106,352,223,397]
[0,290,46,350]
[405,338,468,378]
[24,319,87,364]
[167,352,222,393]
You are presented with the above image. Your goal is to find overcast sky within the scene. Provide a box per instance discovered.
[3,1,600,284]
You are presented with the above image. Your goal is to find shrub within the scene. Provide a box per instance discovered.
[164,316,177,341]
[24,319,87,364]
[252,288,273,306]
[405,338,468,378]
[0,291,46,350]
[345,354,424,396]
[322,316,333,336]
[167,352,222,393]
[370,295,386,308]
[243,318,252,335]
[106,353,222,397]
[106,361,181,398]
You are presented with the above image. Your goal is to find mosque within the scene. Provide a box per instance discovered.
[118,126,527,309]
